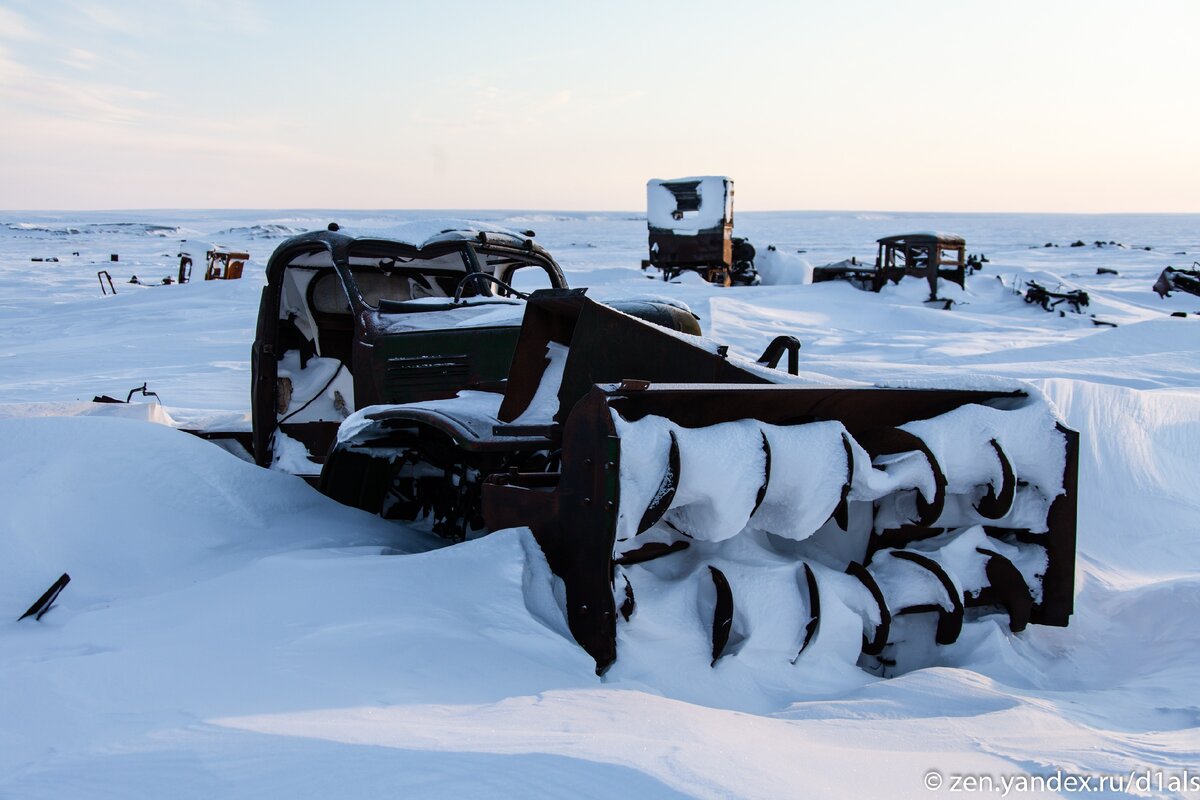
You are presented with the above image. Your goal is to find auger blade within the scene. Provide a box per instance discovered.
[887,550,965,645]
[614,539,690,566]
[974,439,1016,520]
[859,428,946,527]
[847,562,891,656]
[977,547,1034,632]
[636,431,679,535]
[708,565,734,666]
[619,575,635,621]
[831,433,854,530]
[792,563,822,663]
[658,419,770,542]
[750,431,771,518]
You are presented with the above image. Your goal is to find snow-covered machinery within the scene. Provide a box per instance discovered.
[814,233,968,303]
[1025,281,1090,314]
[248,227,1078,676]
[1153,263,1200,299]
[205,248,248,281]
[642,176,758,286]
[176,241,249,284]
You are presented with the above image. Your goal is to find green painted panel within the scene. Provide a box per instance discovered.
[371,326,521,405]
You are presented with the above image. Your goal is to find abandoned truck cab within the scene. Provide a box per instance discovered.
[251,226,569,474]
[642,176,758,286]
[874,232,967,300]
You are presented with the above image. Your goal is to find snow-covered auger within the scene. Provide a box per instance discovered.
[322,287,1078,676]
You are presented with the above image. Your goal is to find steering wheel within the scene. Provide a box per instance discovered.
[452,273,528,303]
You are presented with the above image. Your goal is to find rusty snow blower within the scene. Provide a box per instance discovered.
[195,229,1077,678]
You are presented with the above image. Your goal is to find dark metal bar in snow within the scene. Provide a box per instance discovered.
[18,573,70,621]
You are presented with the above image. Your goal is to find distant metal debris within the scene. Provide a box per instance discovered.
[93,382,161,405]
[19,573,70,621]
[96,245,249,293]
[811,257,876,290]
[1024,281,1090,314]
[178,253,194,284]
[1153,263,1200,299]
[129,275,175,286]
[204,249,248,281]
[1056,239,1146,250]
[813,233,977,302]
[641,176,758,286]
[176,244,250,284]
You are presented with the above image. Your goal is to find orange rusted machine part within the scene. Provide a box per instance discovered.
[205,249,249,281]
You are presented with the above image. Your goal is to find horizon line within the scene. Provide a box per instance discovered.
[4,207,1200,217]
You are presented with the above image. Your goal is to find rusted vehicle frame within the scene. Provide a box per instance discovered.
[874,233,967,299]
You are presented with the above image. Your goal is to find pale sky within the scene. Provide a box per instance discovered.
[1,0,1197,212]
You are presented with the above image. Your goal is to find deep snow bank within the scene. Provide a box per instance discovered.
[755,247,813,285]
[0,417,416,610]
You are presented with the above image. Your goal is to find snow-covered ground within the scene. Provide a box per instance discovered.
[1,210,1198,798]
